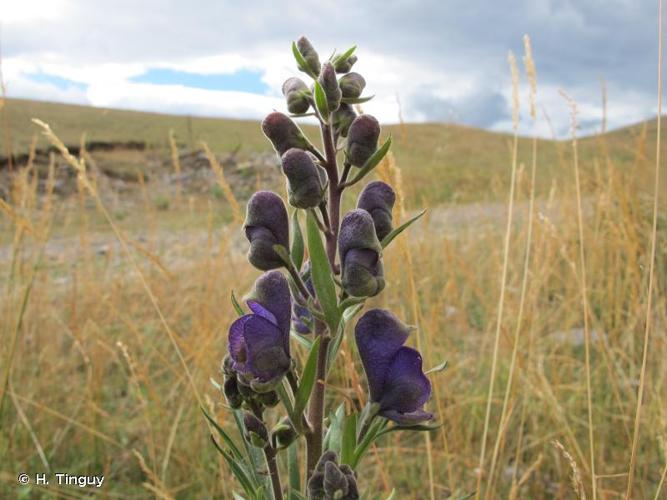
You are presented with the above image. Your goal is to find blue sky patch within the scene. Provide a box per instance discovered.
[28,72,88,91]
[130,68,269,94]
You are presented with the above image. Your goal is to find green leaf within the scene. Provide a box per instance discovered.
[272,244,292,268]
[343,136,392,187]
[232,410,268,490]
[380,209,427,249]
[294,336,322,418]
[332,45,357,65]
[232,493,246,500]
[291,210,305,271]
[305,211,340,332]
[341,95,375,104]
[201,408,244,460]
[287,442,301,499]
[375,421,442,439]
[425,359,448,375]
[276,380,297,423]
[210,435,256,497]
[291,330,313,349]
[313,80,330,121]
[324,404,346,454]
[231,290,245,317]
[340,413,357,465]
[351,418,386,469]
[291,41,317,78]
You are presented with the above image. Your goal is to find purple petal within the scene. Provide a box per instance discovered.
[379,409,433,425]
[247,300,278,327]
[378,347,431,415]
[228,315,252,373]
[355,309,410,402]
[243,316,290,382]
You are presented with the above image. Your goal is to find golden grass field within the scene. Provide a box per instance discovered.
[0,59,666,500]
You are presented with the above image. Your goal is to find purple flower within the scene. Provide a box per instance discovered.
[261,112,310,156]
[355,309,432,424]
[228,271,292,391]
[244,191,289,270]
[296,36,321,76]
[357,181,396,241]
[318,62,342,112]
[281,148,327,209]
[338,72,365,99]
[338,209,385,297]
[346,114,380,167]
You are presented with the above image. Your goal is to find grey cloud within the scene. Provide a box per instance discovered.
[407,88,509,128]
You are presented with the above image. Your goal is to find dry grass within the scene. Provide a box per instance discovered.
[1,56,666,500]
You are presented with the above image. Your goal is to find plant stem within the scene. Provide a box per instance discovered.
[320,123,341,272]
[264,446,284,500]
[306,321,331,478]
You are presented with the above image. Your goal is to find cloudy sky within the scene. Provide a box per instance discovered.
[0,0,661,137]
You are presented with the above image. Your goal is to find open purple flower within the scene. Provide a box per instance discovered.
[244,191,289,270]
[355,309,432,424]
[338,209,385,297]
[228,271,292,392]
[357,181,396,241]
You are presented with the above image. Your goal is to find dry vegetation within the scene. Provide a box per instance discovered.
[1,48,666,499]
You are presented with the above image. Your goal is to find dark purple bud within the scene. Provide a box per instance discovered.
[282,77,311,114]
[243,412,269,448]
[334,54,358,73]
[355,309,432,425]
[324,461,349,498]
[338,72,366,99]
[357,181,396,240]
[338,209,384,297]
[270,417,298,450]
[308,451,359,500]
[228,271,292,391]
[281,148,327,209]
[244,191,289,270]
[331,103,356,138]
[257,390,279,408]
[291,261,315,334]
[223,375,243,409]
[261,112,309,156]
[346,115,380,167]
[318,62,341,112]
[296,36,321,76]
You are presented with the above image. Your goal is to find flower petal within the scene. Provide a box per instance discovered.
[247,300,278,326]
[252,271,292,350]
[243,315,290,382]
[228,315,252,373]
[379,408,433,425]
[354,309,411,402]
[379,346,431,415]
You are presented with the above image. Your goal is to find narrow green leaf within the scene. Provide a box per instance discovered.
[231,290,245,317]
[294,336,322,418]
[341,95,375,104]
[332,45,357,65]
[291,211,305,271]
[276,380,297,423]
[425,359,448,375]
[324,404,346,454]
[340,413,357,465]
[375,421,442,439]
[287,442,301,499]
[233,410,268,489]
[272,244,292,268]
[380,209,427,249]
[313,80,330,121]
[210,435,256,496]
[201,408,244,460]
[344,136,392,187]
[305,211,340,332]
[351,418,386,469]
[291,330,313,349]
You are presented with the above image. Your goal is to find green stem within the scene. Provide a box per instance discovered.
[306,321,331,478]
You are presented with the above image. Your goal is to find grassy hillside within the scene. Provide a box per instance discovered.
[2,98,660,206]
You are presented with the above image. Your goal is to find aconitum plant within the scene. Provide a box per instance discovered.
[207,37,437,500]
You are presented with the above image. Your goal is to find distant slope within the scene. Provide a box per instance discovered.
[0,98,658,204]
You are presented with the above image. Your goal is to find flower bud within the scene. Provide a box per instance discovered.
[261,112,310,156]
[331,104,356,138]
[357,181,396,240]
[243,191,289,270]
[257,390,279,408]
[270,417,298,450]
[223,375,244,409]
[339,209,385,297]
[243,412,269,448]
[318,62,341,112]
[346,115,380,167]
[308,451,359,500]
[334,54,357,73]
[338,73,365,99]
[296,36,321,76]
[282,77,311,114]
[281,148,327,209]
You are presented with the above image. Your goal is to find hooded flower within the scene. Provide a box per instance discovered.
[282,77,311,114]
[346,114,380,167]
[355,309,432,425]
[262,112,310,156]
[296,36,321,76]
[356,181,396,241]
[331,103,356,138]
[318,62,342,112]
[307,451,359,500]
[281,148,327,209]
[338,209,385,297]
[228,271,292,392]
[291,261,315,334]
[244,191,290,270]
[338,72,366,99]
